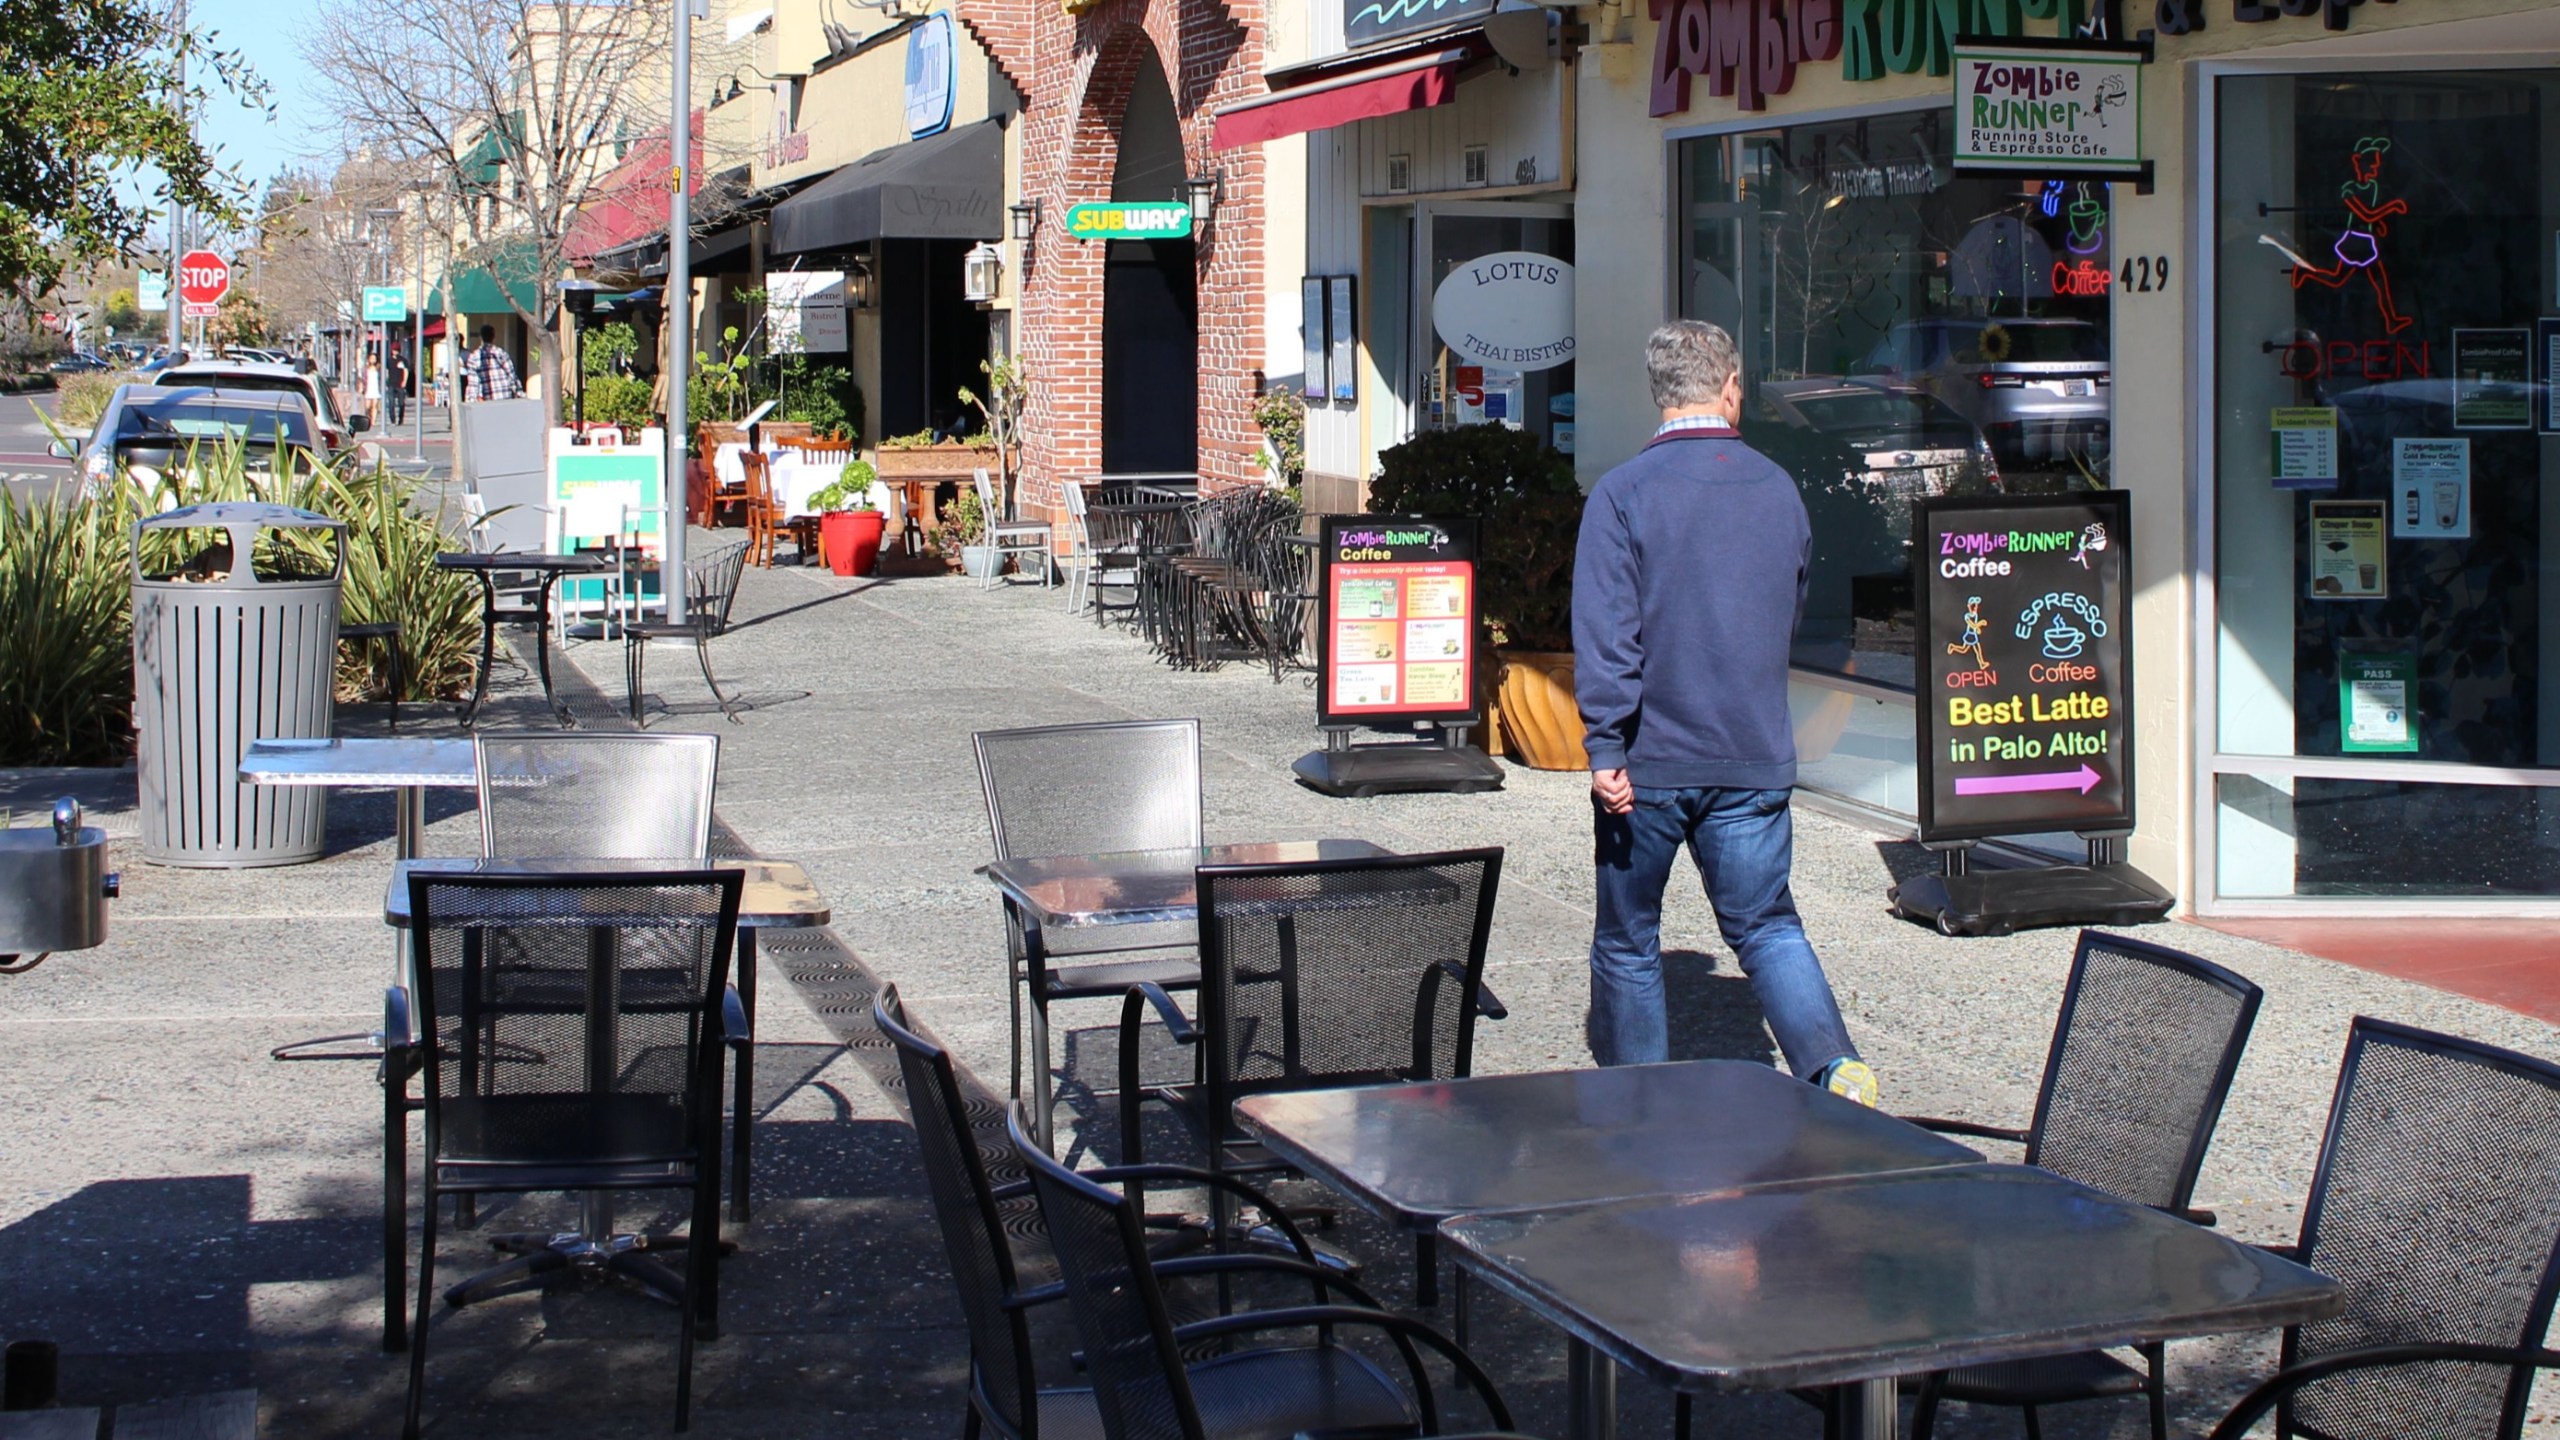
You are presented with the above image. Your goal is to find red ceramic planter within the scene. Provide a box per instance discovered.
[820,509,887,577]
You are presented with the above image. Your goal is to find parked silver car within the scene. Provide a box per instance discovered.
[1857,317,2109,471]
[153,360,363,457]
[52,385,326,496]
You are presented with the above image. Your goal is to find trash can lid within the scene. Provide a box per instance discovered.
[137,502,346,532]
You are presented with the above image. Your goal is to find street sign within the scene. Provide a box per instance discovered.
[362,287,410,323]
[138,272,169,313]
[178,250,230,317]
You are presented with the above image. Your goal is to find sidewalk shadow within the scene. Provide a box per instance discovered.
[1874,838,1941,887]
[1662,949,1780,1067]
[724,583,880,631]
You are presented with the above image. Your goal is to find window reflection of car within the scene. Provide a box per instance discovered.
[1748,377,1997,675]
[53,385,326,497]
[1857,317,2109,471]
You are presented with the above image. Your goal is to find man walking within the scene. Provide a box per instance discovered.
[387,350,411,427]
[1573,320,1875,1104]
[460,325,521,402]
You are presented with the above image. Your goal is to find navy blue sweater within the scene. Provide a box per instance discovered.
[1571,426,1809,789]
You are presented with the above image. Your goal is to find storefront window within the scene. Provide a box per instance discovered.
[2214,71,2560,899]
[1678,115,2116,688]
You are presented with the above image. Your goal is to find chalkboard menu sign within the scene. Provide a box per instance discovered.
[1913,490,2134,843]
[1317,515,1480,729]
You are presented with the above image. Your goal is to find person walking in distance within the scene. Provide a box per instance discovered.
[1573,320,1877,1105]
[461,325,522,402]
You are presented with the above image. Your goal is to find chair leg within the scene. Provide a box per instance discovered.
[1414,1231,1437,1308]
[403,1185,440,1440]
[1028,997,1055,1152]
[383,1076,408,1352]
[2022,1404,2043,1440]
[1674,1393,1692,1440]
[963,1401,983,1440]
[2143,1342,2168,1440]
[694,632,742,724]
[625,634,648,728]
[1006,962,1025,1101]
[1909,1374,1944,1440]
[387,633,402,734]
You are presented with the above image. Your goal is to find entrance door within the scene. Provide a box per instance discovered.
[1414,202,1575,453]
[1101,238,1198,473]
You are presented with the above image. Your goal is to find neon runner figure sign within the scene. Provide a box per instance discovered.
[2290,136,2413,336]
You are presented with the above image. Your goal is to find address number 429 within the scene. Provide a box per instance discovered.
[2119,255,2170,294]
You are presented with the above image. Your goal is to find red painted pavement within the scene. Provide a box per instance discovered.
[2191,917,2560,1024]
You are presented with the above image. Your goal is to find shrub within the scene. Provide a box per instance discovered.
[0,445,484,766]
[1370,424,1584,651]
[54,371,124,429]
[580,372,655,431]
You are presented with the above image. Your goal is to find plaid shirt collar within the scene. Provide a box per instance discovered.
[1653,414,1736,438]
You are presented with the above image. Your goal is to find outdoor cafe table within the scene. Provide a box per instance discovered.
[1441,1164,2345,1440]
[384,857,831,1229]
[435,550,611,727]
[239,736,475,861]
[981,837,1394,929]
[1234,1060,1982,1309]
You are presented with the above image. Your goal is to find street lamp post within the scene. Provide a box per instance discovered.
[410,181,434,464]
[560,279,599,445]
[665,0,695,623]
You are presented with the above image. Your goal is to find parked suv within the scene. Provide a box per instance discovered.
[153,360,363,458]
[54,385,325,496]
[1857,317,2109,472]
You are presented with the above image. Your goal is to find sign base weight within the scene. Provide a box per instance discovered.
[1292,744,1505,799]
[1890,862,2174,938]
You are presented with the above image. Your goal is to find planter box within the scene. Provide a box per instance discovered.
[873,445,1002,479]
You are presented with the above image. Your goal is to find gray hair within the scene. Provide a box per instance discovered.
[1646,321,1740,409]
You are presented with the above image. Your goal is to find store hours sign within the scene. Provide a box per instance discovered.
[1914,490,2136,843]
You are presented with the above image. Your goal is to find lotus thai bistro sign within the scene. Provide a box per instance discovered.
[1432,252,1575,372]
[1952,40,2146,177]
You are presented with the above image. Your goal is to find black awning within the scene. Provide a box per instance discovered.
[770,117,1003,256]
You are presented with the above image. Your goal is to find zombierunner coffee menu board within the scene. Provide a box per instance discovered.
[1317,515,1479,728]
[1914,490,2135,843]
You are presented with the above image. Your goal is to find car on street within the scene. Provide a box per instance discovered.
[49,352,112,373]
[152,359,365,456]
[52,385,327,496]
[1856,316,2110,472]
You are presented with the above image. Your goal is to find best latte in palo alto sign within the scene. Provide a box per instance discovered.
[1914,490,2136,844]
[1953,42,2145,175]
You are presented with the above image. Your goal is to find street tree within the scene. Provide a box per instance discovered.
[301,0,675,416]
[0,0,267,300]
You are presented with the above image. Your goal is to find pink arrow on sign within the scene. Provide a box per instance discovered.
[1955,765,2103,797]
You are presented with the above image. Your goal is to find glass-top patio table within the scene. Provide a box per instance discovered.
[239,737,476,860]
[1442,1163,2344,1440]
[981,838,1397,928]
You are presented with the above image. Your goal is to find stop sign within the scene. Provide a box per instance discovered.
[177,250,231,315]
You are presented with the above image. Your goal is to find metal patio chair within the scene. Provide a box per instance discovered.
[1007,1101,1523,1440]
[876,984,1436,1439]
[974,719,1205,1150]
[1902,930,2265,1440]
[474,731,719,859]
[620,540,751,727]
[1117,848,1508,1300]
[390,869,746,1440]
[977,467,1054,589]
[2212,1017,2560,1440]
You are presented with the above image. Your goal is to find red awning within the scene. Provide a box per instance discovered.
[1212,44,1477,151]
[421,317,447,340]
[565,114,706,264]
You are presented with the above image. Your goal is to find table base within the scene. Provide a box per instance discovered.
[446,1229,694,1311]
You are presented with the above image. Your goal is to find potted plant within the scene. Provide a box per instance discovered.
[1369,424,1588,770]
[933,488,994,578]
[807,459,887,577]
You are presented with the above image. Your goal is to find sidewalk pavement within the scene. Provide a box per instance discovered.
[4,546,2557,1438]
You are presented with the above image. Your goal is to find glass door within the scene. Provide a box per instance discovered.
[1414,202,1576,455]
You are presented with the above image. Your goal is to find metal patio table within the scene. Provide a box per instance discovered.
[1235,1060,1982,1310]
[1440,1164,2345,1440]
[981,837,1396,929]
[385,857,827,1250]
[240,736,476,861]
[435,551,610,727]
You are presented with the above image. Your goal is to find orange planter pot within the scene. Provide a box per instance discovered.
[1495,650,1590,771]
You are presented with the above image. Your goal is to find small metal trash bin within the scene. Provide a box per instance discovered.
[132,503,347,867]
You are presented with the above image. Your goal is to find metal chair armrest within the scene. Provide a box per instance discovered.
[723,984,751,1049]
[999,1279,1067,1313]
[1170,1305,1515,1434]
[383,985,415,1051]
[1461,967,1509,1021]
[1078,1162,1319,1268]
[2167,1205,2217,1227]
[2208,1344,2560,1440]
[1153,1252,1384,1309]
[1902,1116,2031,1144]
[1118,983,1199,1167]
[1121,981,1198,1045]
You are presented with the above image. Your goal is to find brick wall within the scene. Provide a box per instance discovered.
[957,0,1267,517]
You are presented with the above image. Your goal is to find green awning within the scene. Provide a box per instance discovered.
[428,238,541,316]
[459,113,526,191]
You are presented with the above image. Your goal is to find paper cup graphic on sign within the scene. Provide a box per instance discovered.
[1433,252,1575,373]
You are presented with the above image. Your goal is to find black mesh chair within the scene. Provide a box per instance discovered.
[622,539,751,727]
[876,984,1435,1439]
[2220,1017,2560,1440]
[1118,849,1505,1300]
[1902,930,2265,1440]
[1008,1101,1520,1440]
[974,719,1205,1149]
[389,870,747,1440]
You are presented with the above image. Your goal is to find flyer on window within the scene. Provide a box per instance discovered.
[2391,439,2471,538]
[2339,651,2419,754]
[2453,329,2532,429]
[2307,500,2386,599]
[2271,407,2340,489]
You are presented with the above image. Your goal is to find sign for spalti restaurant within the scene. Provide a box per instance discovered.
[1345,0,1497,50]
[1063,202,1192,242]
[1317,515,1479,728]
[1913,490,2135,843]
[1952,39,2146,177]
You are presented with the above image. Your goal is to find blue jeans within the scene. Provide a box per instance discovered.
[1588,786,1858,1077]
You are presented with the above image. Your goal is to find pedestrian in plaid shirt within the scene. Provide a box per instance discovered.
[462,325,521,401]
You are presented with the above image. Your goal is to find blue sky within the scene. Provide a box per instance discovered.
[191,0,330,191]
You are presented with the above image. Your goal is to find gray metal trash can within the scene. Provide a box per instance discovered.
[132,503,347,867]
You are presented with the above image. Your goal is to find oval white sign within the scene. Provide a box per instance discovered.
[1433,251,1575,372]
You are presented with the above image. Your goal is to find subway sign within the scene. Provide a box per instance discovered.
[1063,202,1193,241]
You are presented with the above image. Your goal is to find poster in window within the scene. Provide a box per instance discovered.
[2307,500,2385,600]
[2453,329,2532,429]
[2339,651,2418,754]
[1301,278,1326,402]
[1327,276,1357,404]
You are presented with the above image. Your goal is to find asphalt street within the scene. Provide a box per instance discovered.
[0,389,77,504]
